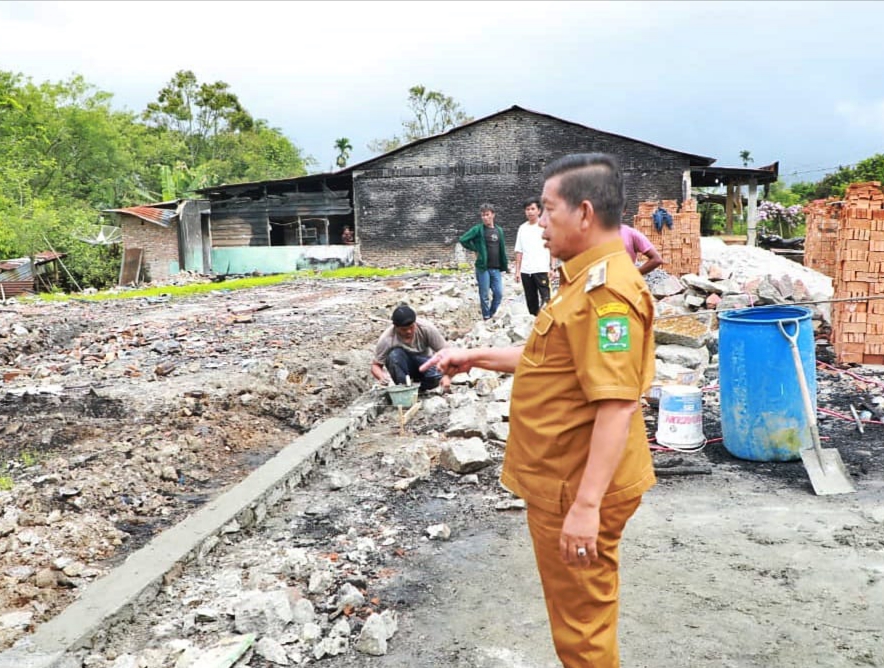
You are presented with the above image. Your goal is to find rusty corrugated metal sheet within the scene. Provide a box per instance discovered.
[34,251,65,264]
[0,280,35,297]
[0,253,64,271]
[0,252,66,296]
[0,259,35,297]
[0,260,34,282]
[104,206,177,227]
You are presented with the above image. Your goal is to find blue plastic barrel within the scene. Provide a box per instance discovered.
[718,306,816,462]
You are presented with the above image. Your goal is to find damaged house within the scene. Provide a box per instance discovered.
[0,252,67,298]
[109,105,777,278]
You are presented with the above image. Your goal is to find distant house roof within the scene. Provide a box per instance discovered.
[341,104,717,172]
[0,252,67,297]
[0,251,66,272]
[691,162,780,187]
[195,105,717,196]
[103,201,179,227]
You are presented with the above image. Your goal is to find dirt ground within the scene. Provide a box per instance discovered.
[1,272,884,667]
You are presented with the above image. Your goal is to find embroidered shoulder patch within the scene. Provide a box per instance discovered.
[596,302,628,317]
[598,316,630,352]
[584,261,607,292]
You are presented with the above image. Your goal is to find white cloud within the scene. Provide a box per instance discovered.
[835,100,884,137]
[5,1,884,178]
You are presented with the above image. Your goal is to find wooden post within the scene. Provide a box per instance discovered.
[725,182,735,235]
[297,216,303,246]
[746,178,758,247]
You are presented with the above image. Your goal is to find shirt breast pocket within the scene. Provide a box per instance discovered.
[521,309,554,366]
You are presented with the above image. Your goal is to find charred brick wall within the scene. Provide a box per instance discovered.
[119,215,180,281]
[354,108,691,266]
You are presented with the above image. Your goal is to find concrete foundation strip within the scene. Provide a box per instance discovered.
[0,392,385,668]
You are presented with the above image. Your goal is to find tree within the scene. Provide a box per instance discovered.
[368,85,472,154]
[740,150,753,167]
[402,85,471,141]
[765,181,806,207]
[0,68,312,290]
[367,136,404,155]
[142,70,254,166]
[334,137,353,169]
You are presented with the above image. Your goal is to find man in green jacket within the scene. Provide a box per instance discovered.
[459,203,508,320]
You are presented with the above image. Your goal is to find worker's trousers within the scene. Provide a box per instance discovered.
[526,497,642,668]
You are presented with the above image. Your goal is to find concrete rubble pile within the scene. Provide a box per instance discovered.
[0,249,850,666]
[645,237,835,392]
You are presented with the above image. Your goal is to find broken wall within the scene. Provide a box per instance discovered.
[633,199,701,276]
[803,199,840,278]
[354,108,690,267]
[831,181,884,364]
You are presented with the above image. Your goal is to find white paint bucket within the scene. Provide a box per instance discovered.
[655,385,705,449]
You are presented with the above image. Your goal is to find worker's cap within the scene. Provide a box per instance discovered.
[391,305,416,327]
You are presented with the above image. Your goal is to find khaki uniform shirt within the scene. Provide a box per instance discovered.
[501,238,657,514]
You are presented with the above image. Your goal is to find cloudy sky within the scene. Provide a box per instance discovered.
[3,1,884,182]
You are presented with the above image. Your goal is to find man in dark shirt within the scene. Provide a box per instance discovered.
[459,203,508,320]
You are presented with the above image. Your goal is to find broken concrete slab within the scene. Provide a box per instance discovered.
[653,316,712,349]
[445,405,486,439]
[439,438,492,474]
[233,590,292,636]
[655,344,710,370]
[681,274,724,295]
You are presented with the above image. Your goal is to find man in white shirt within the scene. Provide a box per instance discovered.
[514,197,554,315]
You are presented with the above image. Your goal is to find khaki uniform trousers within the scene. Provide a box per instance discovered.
[527,497,642,668]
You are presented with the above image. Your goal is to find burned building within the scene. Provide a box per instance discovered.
[346,105,715,266]
[112,106,748,278]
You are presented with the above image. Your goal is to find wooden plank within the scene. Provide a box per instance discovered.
[119,248,143,286]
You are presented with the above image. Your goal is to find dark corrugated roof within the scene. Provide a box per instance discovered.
[196,105,717,195]
[343,105,717,171]
[34,251,65,263]
[691,162,779,187]
[103,205,178,227]
[0,252,66,272]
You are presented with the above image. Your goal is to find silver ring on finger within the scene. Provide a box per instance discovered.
[576,547,588,557]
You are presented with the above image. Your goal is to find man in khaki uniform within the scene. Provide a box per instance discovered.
[421,153,656,667]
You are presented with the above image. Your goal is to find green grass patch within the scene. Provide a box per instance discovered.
[37,272,302,303]
[0,476,13,491]
[33,266,463,303]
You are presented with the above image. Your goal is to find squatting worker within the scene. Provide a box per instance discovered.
[371,304,450,392]
[421,153,656,667]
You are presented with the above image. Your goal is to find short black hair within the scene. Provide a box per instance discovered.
[523,196,541,209]
[542,153,625,229]
[479,203,495,213]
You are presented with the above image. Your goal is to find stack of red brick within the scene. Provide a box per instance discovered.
[633,199,700,276]
[803,198,840,279]
[831,182,884,364]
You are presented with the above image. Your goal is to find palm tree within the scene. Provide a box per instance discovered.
[739,150,754,167]
[334,137,353,169]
